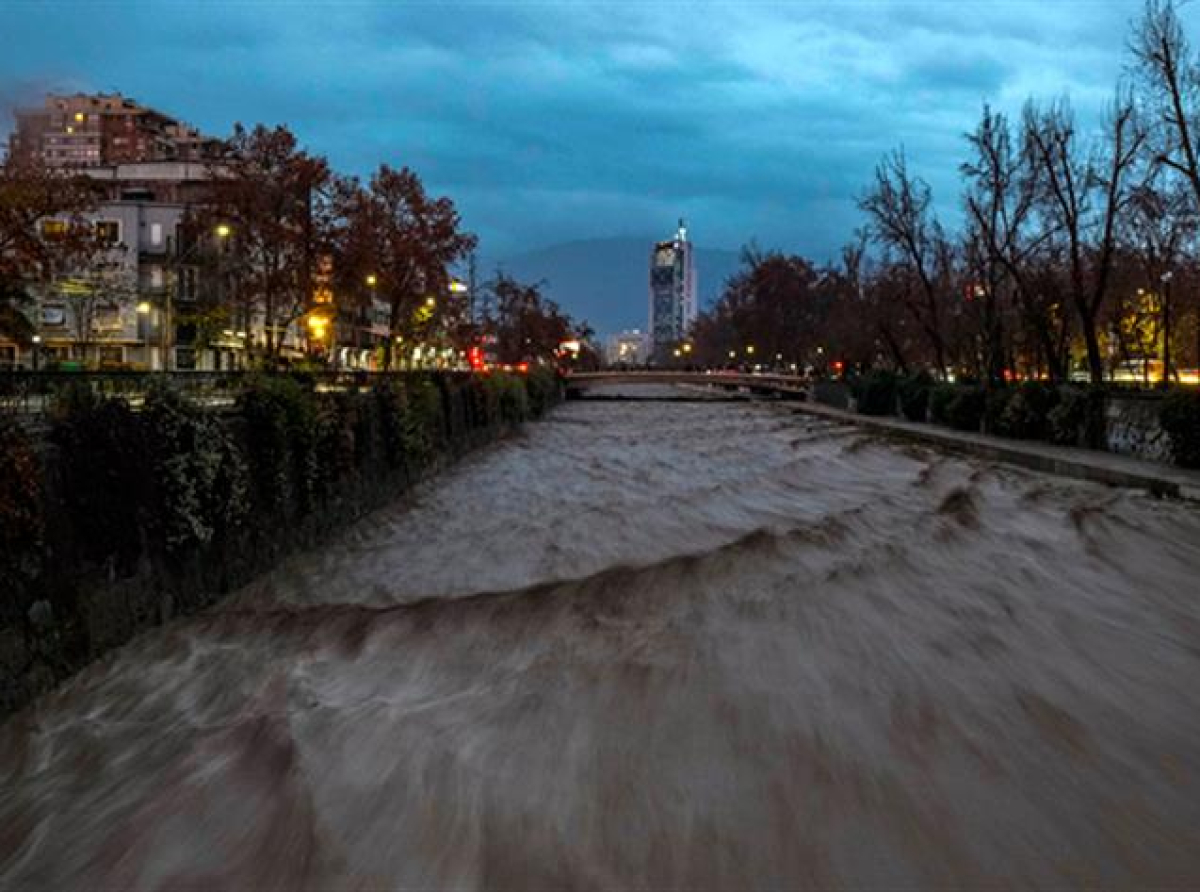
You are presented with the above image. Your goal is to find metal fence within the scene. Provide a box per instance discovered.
[0,370,475,417]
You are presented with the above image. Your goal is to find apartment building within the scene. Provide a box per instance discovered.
[9,93,220,168]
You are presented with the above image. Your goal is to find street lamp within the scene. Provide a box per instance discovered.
[31,334,41,372]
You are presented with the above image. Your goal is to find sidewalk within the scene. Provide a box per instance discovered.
[792,399,1200,502]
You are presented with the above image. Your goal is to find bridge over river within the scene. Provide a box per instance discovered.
[566,369,811,399]
[3,382,1200,887]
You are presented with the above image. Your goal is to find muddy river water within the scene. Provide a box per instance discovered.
[3,388,1200,889]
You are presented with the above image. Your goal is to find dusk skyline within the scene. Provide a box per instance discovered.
[1,1,1188,259]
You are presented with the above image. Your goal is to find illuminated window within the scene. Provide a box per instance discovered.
[41,220,68,240]
[95,306,123,330]
[95,220,120,244]
[98,346,124,366]
[41,305,67,327]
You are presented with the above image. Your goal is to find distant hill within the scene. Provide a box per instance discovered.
[487,237,744,337]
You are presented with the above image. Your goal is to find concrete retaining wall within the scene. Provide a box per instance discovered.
[1105,393,1172,464]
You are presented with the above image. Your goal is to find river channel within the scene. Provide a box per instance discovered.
[3,386,1200,888]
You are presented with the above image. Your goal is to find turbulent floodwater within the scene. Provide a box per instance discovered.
[4,386,1200,889]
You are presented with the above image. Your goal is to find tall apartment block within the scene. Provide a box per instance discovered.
[8,93,221,168]
[648,219,697,363]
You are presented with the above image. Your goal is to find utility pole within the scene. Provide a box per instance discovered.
[1162,270,1174,388]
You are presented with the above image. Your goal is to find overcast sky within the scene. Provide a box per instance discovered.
[1,0,1187,259]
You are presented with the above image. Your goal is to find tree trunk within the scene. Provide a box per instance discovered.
[1082,317,1105,385]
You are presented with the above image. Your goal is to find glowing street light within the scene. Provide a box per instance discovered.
[366,274,378,287]
[746,345,756,355]
[136,301,152,314]
[307,313,330,342]
[425,296,436,308]
[448,279,468,294]
[215,223,233,239]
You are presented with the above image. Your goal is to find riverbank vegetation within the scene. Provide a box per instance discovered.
[0,368,561,717]
[824,371,1200,469]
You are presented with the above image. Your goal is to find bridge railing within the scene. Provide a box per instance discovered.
[566,369,811,392]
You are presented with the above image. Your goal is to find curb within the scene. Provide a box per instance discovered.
[790,400,1200,502]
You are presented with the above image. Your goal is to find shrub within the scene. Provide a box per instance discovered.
[852,369,899,416]
[1160,390,1200,468]
[50,392,147,571]
[239,376,319,517]
[142,385,249,557]
[946,386,986,432]
[313,391,365,496]
[486,373,529,424]
[1047,387,1106,448]
[997,381,1059,440]
[984,387,1013,436]
[524,367,562,417]
[930,384,957,425]
[375,382,409,471]
[898,371,934,422]
[401,376,445,466]
[0,418,43,617]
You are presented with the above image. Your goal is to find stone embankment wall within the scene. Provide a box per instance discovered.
[0,370,562,719]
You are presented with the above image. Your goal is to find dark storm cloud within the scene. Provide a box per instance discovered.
[0,1,1182,257]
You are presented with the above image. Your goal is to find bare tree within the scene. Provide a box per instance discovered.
[961,105,1072,381]
[1132,0,1200,379]
[1119,167,1198,382]
[1023,95,1146,384]
[859,150,954,376]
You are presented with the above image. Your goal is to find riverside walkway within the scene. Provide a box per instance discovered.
[568,371,1200,501]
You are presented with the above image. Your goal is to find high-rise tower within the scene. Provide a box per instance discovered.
[648,219,698,363]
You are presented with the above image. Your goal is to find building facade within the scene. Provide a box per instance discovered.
[0,159,246,371]
[648,219,697,364]
[9,93,220,168]
[604,329,649,367]
[2,93,395,372]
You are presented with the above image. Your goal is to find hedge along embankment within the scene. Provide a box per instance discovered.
[843,369,1200,470]
[0,368,563,718]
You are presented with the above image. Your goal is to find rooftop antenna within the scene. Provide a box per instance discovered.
[677,217,687,243]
